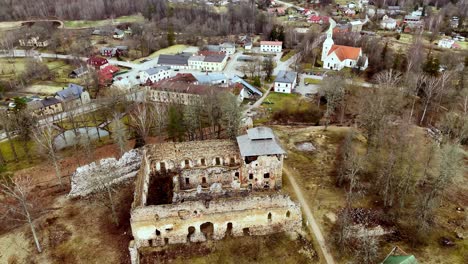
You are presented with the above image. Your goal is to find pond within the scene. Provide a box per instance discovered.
[54,127,109,150]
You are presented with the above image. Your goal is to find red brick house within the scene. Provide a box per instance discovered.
[87,56,109,70]
[308,15,329,24]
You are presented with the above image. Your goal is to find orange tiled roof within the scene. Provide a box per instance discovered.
[260,41,282,46]
[327,44,361,61]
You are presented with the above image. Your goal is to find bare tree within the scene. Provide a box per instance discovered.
[420,76,441,125]
[318,76,345,130]
[415,142,463,232]
[220,92,242,139]
[92,163,121,226]
[130,102,153,148]
[110,113,128,157]
[0,111,18,162]
[0,176,42,253]
[32,121,63,187]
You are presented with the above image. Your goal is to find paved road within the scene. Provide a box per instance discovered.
[0,49,138,69]
[283,165,336,264]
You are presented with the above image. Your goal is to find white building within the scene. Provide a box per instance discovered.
[220,42,236,55]
[193,73,228,86]
[322,19,368,71]
[438,38,455,49]
[274,71,297,94]
[260,41,283,53]
[188,56,205,70]
[380,15,397,30]
[139,66,172,84]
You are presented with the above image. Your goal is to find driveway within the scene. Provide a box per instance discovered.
[295,73,323,96]
[283,165,336,264]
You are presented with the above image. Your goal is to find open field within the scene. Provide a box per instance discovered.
[274,125,468,263]
[140,232,317,264]
[134,44,189,62]
[304,78,322,84]
[63,14,144,28]
[262,92,302,112]
[281,50,297,62]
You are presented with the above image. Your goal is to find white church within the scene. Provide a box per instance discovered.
[321,19,368,71]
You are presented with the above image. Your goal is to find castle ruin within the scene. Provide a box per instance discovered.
[129,127,302,263]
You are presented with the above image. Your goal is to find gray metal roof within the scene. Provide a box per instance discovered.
[247,126,274,140]
[204,54,226,63]
[231,75,263,96]
[56,84,84,101]
[274,70,297,83]
[157,54,189,66]
[144,66,171,75]
[193,73,227,84]
[41,97,62,107]
[236,127,286,157]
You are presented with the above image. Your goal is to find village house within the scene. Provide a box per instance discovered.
[28,97,63,116]
[404,15,421,23]
[55,83,91,109]
[380,15,397,30]
[18,36,49,47]
[219,42,236,55]
[349,20,365,32]
[99,65,120,86]
[157,54,190,70]
[113,29,125,39]
[193,73,228,86]
[438,38,456,49]
[139,66,172,84]
[274,71,297,94]
[188,52,228,72]
[148,79,231,105]
[69,66,89,78]
[231,75,263,101]
[308,15,329,24]
[260,41,283,53]
[386,6,403,16]
[87,56,109,70]
[322,19,368,71]
[100,46,128,57]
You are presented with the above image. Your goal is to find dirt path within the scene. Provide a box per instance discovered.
[283,165,336,264]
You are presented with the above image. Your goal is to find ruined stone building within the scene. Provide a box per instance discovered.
[129,127,302,263]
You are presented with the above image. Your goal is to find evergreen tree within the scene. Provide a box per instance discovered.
[167,105,185,142]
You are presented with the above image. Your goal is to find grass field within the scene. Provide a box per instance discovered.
[304,78,322,85]
[280,50,297,62]
[63,15,144,28]
[141,233,317,264]
[134,44,189,62]
[262,92,302,112]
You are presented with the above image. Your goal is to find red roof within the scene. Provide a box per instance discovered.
[260,41,282,46]
[87,56,108,66]
[308,15,329,23]
[328,45,361,61]
[98,65,119,85]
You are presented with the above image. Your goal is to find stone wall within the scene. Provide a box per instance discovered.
[241,155,284,190]
[69,149,141,198]
[130,193,302,249]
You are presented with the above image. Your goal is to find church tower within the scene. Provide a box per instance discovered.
[321,19,335,61]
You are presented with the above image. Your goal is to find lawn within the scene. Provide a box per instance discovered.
[63,14,145,28]
[304,78,322,85]
[0,138,43,171]
[140,232,317,264]
[0,58,27,78]
[280,50,297,62]
[134,44,188,62]
[261,92,302,112]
